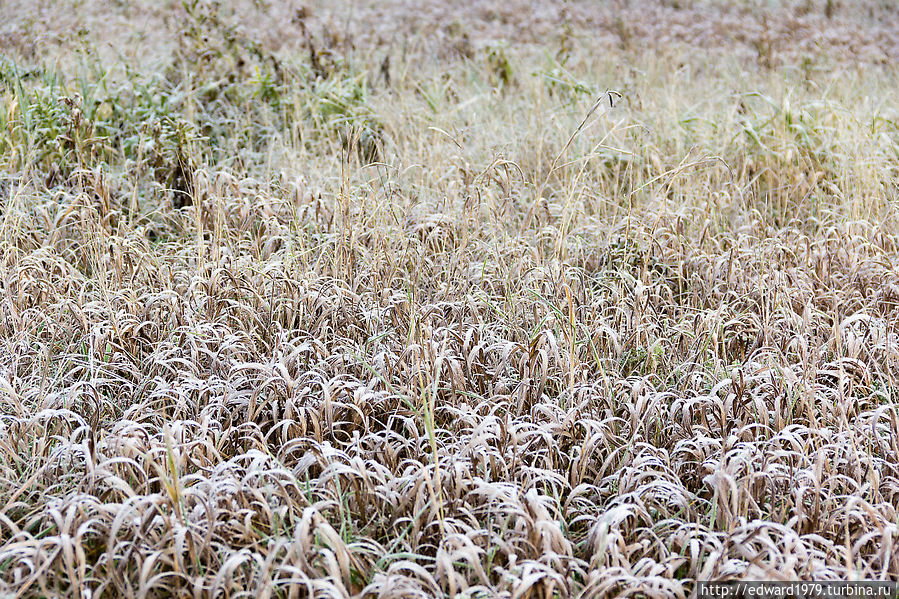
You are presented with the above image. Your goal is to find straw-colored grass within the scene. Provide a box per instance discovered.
[1,0,899,596]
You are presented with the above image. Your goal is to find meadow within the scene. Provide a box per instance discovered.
[1,0,899,596]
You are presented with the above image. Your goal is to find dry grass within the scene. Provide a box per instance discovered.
[1,0,899,596]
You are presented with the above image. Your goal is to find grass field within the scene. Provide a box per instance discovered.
[2,0,899,596]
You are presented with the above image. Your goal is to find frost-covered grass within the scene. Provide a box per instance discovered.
[1,1,899,596]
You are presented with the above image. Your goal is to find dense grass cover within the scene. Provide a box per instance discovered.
[1,0,899,596]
